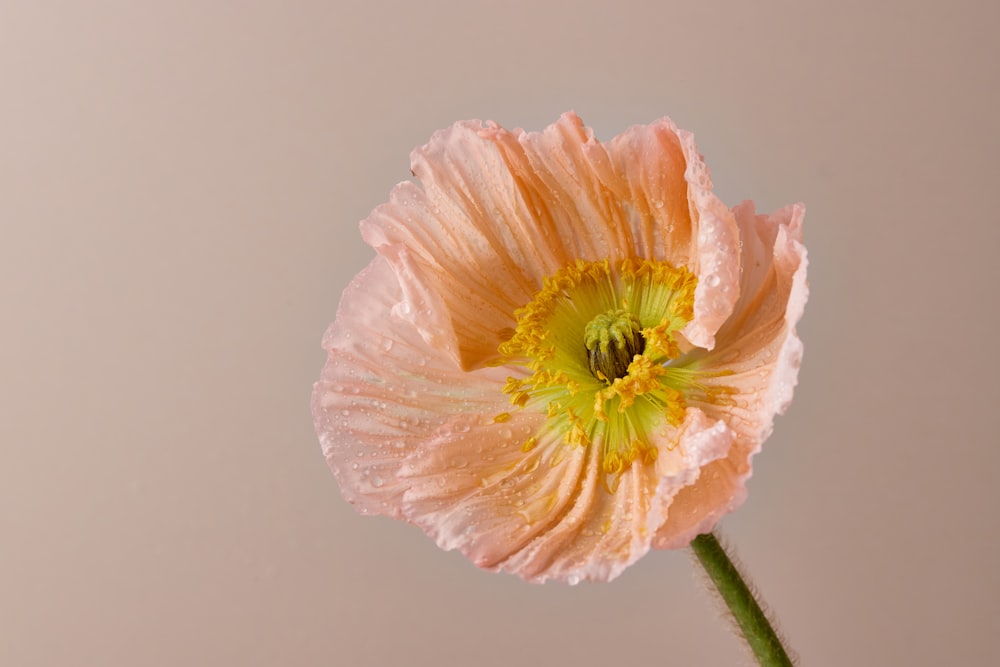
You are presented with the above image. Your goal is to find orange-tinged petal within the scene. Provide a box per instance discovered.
[494,442,656,584]
[361,112,741,371]
[314,256,656,582]
[652,202,807,549]
[311,256,512,517]
[587,117,741,349]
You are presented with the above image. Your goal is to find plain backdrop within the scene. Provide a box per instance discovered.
[2,1,998,665]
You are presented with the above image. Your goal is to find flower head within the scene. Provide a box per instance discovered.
[312,112,807,584]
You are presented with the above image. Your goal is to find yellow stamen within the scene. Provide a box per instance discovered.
[498,258,725,491]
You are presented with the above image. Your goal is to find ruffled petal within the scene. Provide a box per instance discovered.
[359,121,567,371]
[397,393,660,583]
[585,118,741,350]
[311,256,511,517]
[652,202,808,549]
[494,443,658,584]
[313,256,667,583]
[360,112,739,370]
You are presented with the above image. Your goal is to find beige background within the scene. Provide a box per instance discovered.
[2,1,998,665]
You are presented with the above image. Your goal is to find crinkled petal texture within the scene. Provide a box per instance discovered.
[359,112,740,371]
[313,114,807,583]
[652,202,808,549]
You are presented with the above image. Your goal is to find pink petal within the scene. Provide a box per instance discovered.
[494,444,659,584]
[398,393,660,583]
[360,112,740,371]
[586,117,741,350]
[359,122,563,371]
[311,256,511,518]
[313,255,666,583]
[652,202,808,549]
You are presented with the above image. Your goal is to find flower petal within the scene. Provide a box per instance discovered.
[360,122,563,371]
[494,444,658,584]
[652,202,808,549]
[586,118,741,350]
[400,424,599,581]
[396,408,738,583]
[360,113,740,370]
[311,256,511,518]
[311,256,720,583]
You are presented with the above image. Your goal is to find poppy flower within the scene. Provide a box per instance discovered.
[312,112,807,584]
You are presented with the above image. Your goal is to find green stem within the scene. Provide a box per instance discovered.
[690,532,794,666]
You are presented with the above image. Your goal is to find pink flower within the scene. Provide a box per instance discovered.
[312,112,807,584]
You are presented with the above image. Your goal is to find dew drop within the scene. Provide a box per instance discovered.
[370,474,384,488]
[450,457,469,469]
[567,574,581,586]
[706,274,721,287]
[381,338,394,352]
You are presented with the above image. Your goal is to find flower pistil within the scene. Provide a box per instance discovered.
[499,257,717,490]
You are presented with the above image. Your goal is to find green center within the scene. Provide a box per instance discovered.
[583,308,645,382]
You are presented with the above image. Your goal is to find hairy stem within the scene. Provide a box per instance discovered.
[690,532,795,666]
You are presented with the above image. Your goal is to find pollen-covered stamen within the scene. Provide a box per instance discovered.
[499,258,708,491]
[584,309,645,382]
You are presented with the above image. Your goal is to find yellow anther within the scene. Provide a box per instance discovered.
[494,257,702,493]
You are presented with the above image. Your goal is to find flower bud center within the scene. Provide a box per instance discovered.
[584,309,645,382]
